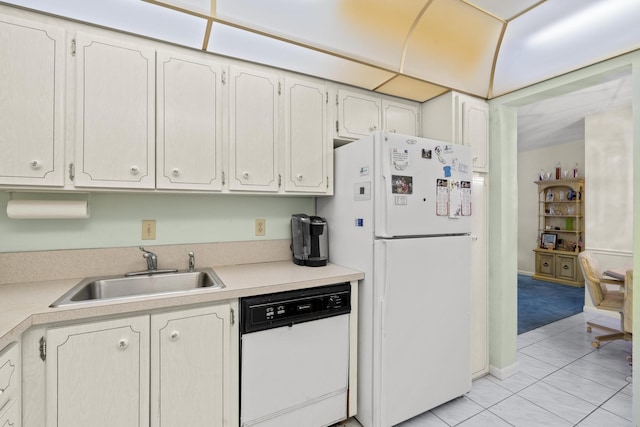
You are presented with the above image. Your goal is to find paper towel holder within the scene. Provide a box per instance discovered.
[6,192,91,219]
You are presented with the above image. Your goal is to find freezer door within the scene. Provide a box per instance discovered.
[374,236,471,427]
[373,132,472,237]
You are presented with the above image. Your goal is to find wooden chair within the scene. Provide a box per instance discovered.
[578,251,631,348]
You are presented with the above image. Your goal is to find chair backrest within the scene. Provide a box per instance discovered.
[578,251,605,305]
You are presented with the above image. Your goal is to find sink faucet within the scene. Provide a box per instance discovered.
[188,251,195,272]
[139,246,158,271]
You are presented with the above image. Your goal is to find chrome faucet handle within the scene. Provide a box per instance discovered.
[188,251,195,272]
[139,246,158,271]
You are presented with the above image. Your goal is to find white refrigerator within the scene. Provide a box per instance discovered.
[317,131,472,427]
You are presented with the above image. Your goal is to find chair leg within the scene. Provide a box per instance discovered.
[587,321,631,348]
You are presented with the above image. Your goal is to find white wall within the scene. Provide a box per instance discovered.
[584,106,634,268]
[517,141,585,274]
[0,192,315,252]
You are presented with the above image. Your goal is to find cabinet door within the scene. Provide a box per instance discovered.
[156,51,223,191]
[0,16,65,186]
[74,33,155,188]
[0,398,20,427]
[470,176,488,378]
[556,255,577,282]
[382,100,419,136]
[228,66,280,192]
[536,252,555,277]
[336,89,381,140]
[151,303,237,427]
[45,316,150,427]
[284,77,330,194]
[461,99,489,173]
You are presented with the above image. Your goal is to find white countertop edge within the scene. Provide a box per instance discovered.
[0,261,364,350]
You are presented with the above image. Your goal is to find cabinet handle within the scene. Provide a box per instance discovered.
[170,330,180,341]
[118,338,129,349]
[130,166,139,175]
[30,160,41,169]
[242,171,250,179]
[172,168,180,176]
[563,265,569,270]
[296,173,303,181]
[543,262,549,267]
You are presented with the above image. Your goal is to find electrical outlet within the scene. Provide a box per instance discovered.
[255,219,266,236]
[142,220,156,240]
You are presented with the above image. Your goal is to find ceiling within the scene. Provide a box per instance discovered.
[3,0,640,102]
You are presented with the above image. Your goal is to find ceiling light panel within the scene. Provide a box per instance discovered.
[375,75,448,102]
[5,0,208,48]
[207,23,396,90]
[214,0,429,71]
[493,0,640,96]
[403,0,503,97]
[464,0,542,20]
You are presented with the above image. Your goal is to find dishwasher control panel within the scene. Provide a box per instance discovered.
[240,283,351,333]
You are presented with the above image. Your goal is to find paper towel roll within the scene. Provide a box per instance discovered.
[7,200,89,219]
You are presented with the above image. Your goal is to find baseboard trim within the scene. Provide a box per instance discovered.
[489,361,520,380]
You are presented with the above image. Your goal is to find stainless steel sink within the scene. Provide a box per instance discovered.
[50,268,226,307]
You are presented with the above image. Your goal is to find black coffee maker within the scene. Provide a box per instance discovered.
[290,214,328,267]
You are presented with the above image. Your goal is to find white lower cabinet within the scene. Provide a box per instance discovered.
[45,316,150,427]
[0,399,20,427]
[42,302,238,427]
[0,342,21,427]
[151,304,237,427]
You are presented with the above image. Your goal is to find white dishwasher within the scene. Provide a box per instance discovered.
[240,283,351,427]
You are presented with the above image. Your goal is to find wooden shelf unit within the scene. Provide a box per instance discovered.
[532,178,585,287]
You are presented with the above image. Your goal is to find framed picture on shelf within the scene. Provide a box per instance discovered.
[545,191,554,202]
[541,232,557,249]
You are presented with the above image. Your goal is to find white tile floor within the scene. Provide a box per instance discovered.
[338,312,633,427]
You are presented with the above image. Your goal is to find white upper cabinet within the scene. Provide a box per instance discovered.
[461,98,489,173]
[156,51,224,191]
[73,32,155,188]
[335,88,381,141]
[0,16,65,187]
[421,91,489,172]
[283,77,331,194]
[382,99,419,136]
[228,65,280,192]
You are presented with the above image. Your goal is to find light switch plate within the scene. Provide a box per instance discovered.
[142,220,156,240]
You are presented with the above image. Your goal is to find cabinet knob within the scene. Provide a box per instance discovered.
[118,338,129,349]
[543,262,549,267]
[242,171,250,179]
[369,125,377,132]
[296,173,303,181]
[130,166,139,175]
[170,330,180,341]
[30,160,41,169]
[172,168,180,176]
[562,265,569,270]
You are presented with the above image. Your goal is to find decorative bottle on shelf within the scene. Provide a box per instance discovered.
[555,162,561,180]
[573,163,578,178]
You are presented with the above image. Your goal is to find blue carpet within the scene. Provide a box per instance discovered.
[518,274,584,334]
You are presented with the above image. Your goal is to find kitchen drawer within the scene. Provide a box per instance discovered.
[0,342,19,410]
[556,255,577,282]
[0,398,20,427]
[536,253,555,277]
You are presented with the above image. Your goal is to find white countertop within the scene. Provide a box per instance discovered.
[0,261,364,350]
